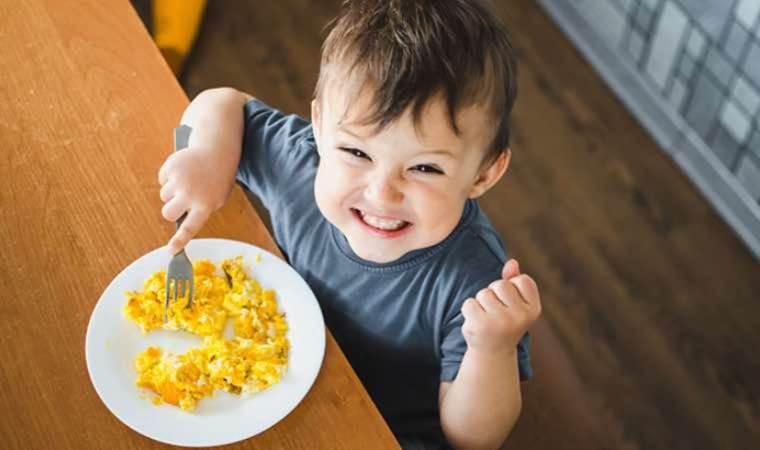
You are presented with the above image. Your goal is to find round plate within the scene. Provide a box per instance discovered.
[85,238,325,447]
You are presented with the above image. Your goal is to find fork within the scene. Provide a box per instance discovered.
[164,124,195,322]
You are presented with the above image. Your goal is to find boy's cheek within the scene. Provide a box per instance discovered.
[321,158,363,186]
[315,162,353,208]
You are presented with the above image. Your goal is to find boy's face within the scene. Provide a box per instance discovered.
[311,84,509,263]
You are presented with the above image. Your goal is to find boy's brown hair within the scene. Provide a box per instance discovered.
[314,0,518,163]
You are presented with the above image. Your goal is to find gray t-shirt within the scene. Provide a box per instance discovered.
[238,99,532,449]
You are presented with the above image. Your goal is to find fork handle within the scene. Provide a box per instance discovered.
[173,125,192,231]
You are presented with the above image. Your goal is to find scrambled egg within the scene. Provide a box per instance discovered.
[123,256,289,411]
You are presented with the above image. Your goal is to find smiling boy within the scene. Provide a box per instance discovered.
[158,1,541,448]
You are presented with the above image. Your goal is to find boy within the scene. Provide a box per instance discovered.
[158,0,541,448]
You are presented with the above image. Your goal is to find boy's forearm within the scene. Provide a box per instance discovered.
[180,87,251,166]
[440,349,522,450]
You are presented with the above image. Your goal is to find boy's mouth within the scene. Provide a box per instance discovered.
[351,208,412,236]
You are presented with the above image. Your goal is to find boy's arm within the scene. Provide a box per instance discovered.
[158,87,252,254]
[178,87,252,153]
[438,350,521,450]
[439,259,541,450]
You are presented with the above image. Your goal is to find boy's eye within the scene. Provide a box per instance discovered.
[339,147,371,160]
[411,164,444,175]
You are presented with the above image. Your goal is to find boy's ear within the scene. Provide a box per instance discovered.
[468,148,511,198]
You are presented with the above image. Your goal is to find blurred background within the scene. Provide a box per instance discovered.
[132,1,759,449]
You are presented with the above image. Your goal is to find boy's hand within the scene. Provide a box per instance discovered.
[461,259,541,353]
[158,145,237,254]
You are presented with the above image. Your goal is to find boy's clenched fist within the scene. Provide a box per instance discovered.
[461,259,541,353]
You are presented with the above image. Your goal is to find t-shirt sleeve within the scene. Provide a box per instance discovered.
[237,98,314,210]
[439,224,534,382]
[439,209,533,381]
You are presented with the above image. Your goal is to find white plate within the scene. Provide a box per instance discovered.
[85,238,325,447]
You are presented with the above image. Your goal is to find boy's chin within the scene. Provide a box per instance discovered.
[347,238,411,264]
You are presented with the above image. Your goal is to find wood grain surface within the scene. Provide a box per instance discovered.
[0,1,398,448]
[178,1,760,449]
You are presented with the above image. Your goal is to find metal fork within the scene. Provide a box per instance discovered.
[164,124,194,322]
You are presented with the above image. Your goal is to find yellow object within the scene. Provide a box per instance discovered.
[123,256,289,411]
[152,0,207,75]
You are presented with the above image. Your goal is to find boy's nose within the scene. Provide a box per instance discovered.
[365,174,403,205]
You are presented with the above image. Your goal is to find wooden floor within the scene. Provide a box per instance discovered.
[178,1,760,448]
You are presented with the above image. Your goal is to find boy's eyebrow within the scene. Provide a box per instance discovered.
[336,124,456,157]
[417,149,455,158]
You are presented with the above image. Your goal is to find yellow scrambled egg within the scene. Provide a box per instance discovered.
[123,256,289,411]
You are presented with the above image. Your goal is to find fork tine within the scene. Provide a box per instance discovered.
[181,279,188,302]
[175,279,183,303]
[187,280,194,308]
[164,278,173,321]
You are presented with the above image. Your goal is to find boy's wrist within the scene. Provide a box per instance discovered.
[465,344,517,366]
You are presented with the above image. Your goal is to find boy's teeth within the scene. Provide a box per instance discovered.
[359,210,406,230]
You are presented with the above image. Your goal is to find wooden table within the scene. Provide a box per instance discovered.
[0,1,398,448]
